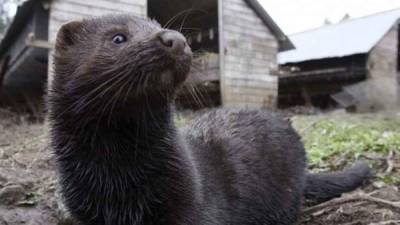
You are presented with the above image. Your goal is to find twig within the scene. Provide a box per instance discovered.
[369,220,400,225]
[363,154,386,161]
[342,220,363,225]
[385,150,395,173]
[304,193,400,215]
[363,195,400,212]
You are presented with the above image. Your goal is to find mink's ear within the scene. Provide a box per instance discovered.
[55,20,83,51]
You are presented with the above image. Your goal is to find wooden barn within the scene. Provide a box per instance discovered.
[278,9,400,112]
[0,0,293,110]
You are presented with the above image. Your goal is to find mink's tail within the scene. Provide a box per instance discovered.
[304,161,372,202]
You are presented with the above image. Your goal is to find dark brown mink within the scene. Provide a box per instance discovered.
[48,14,371,225]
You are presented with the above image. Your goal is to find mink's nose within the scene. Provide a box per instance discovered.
[158,31,191,56]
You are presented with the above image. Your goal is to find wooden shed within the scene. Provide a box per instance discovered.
[278,9,400,112]
[0,0,293,109]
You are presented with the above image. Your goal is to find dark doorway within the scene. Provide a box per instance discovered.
[148,0,221,109]
[148,0,219,53]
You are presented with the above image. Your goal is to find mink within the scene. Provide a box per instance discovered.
[48,14,371,225]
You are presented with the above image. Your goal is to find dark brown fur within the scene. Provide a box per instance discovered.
[48,14,370,225]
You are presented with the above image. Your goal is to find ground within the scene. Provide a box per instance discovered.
[291,111,400,225]
[0,108,399,225]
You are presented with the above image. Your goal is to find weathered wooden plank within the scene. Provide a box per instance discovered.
[223,12,266,25]
[49,0,146,38]
[226,45,277,56]
[51,3,144,18]
[220,0,279,108]
[225,94,275,105]
[53,0,145,16]
[224,72,277,80]
[223,29,275,41]
[119,0,146,5]
[230,86,277,95]
[224,65,272,74]
[224,101,271,108]
[224,31,269,42]
[225,55,275,65]
[225,77,278,86]
[223,26,275,37]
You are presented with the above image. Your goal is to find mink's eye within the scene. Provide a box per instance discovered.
[112,34,127,44]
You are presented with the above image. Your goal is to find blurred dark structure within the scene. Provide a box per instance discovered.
[0,0,293,111]
[279,9,400,112]
[0,0,49,111]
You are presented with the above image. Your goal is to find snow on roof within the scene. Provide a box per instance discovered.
[278,8,400,64]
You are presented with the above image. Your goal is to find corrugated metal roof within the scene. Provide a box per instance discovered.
[278,8,400,64]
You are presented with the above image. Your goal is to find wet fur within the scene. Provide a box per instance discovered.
[48,15,370,225]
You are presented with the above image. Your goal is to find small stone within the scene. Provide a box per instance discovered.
[0,184,25,205]
[0,174,7,185]
[0,149,7,159]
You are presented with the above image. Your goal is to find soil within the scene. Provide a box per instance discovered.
[0,109,399,225]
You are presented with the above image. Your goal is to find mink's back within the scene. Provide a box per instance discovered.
[183,108,307,225]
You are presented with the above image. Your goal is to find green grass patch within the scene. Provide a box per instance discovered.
[291,113,400,166]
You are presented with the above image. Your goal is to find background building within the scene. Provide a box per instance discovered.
[279,9,400,112]
[0,0,292,110]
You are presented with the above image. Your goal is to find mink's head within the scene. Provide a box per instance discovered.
[50,14,192,118]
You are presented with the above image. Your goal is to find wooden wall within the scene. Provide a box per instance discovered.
[219,0,279,108]
[48,0,147,43]
[47,0,147,86]
[364,21,400,111]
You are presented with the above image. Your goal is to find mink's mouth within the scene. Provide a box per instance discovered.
[152,52,192,90]
[152,29,193,89]
[159,70,175,87]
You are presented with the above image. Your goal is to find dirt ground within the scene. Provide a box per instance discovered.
[0,109,399,225]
